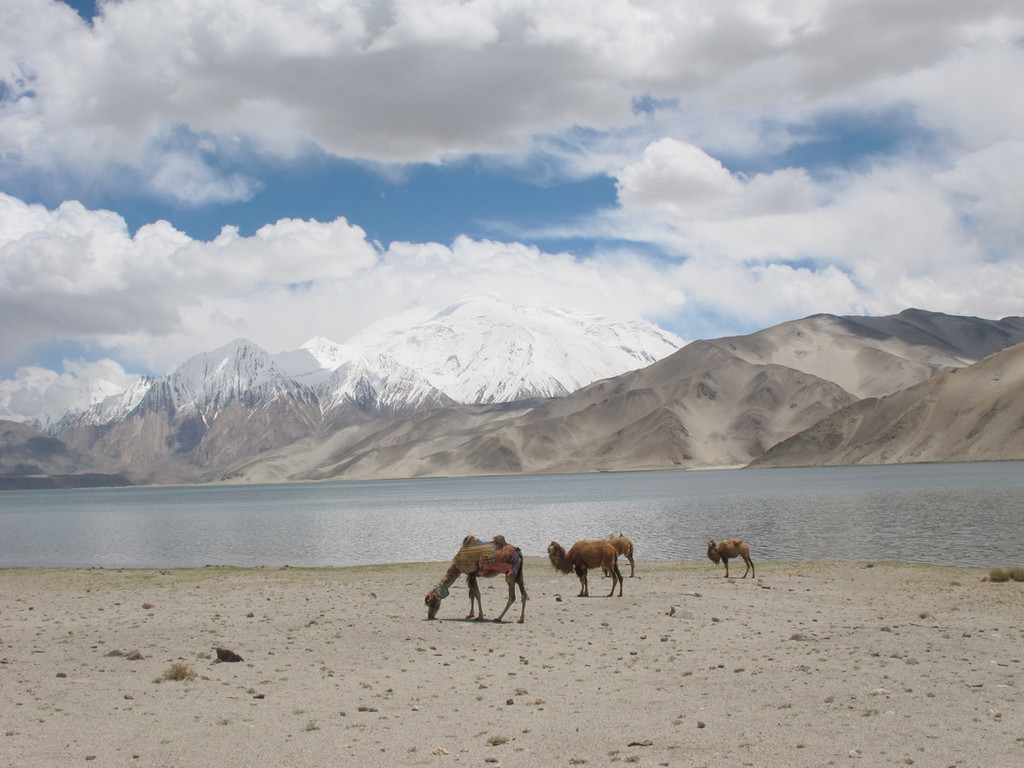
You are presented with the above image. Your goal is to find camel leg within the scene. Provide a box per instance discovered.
[466,574,483,620]
[575,565,588,597]
[742,555,754,578]
[516,576,528,623]
[607,563,623,597]
[494,579,516,623]
[722,558,730,578]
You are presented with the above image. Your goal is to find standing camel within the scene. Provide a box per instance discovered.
[425,535,527,623]
[607,534,635,577]
[707,539,755,578]
[547,540,623,597]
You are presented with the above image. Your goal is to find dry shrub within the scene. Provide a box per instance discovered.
[163,662,197,681]
[988,567,1024,583]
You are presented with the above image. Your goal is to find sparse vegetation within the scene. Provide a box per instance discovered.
[988,567,1024,583]
[163,662,197,681]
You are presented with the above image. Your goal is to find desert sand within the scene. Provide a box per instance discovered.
[2,559,1022,767]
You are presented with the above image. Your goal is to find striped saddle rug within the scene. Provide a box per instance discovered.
[454,540,519,577]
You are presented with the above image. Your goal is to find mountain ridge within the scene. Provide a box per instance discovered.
[5,305,1024,488]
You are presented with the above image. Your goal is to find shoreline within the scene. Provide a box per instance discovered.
[2,560,1022,766]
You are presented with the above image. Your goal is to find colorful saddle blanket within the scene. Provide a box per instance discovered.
[454,540,522,578]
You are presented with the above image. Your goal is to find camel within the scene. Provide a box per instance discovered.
[607,534,635,577]
[707,539,755,578]
[547,540,623,597]
[425,535,527,623]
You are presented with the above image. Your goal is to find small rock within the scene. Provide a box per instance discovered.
[697,721,706,729]
[506,698,514,705]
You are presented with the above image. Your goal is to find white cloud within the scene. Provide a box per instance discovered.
[0,193,381,371]
[2,0,1024,420]
[616,138,818,219]
[0,192,686,378]
[597,133,1024,334]
[0,358,137,424]
[3,0,1020,194]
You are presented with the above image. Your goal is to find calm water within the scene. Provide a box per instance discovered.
[1,462,1022,569]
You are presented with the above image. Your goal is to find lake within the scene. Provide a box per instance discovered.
[1,462,1022,569]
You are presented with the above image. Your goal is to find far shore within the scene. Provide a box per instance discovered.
[2,559,1022,767]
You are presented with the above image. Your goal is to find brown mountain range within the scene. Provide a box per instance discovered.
[5,308,1024,488]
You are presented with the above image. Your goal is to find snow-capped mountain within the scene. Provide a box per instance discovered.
[162,339,309,415]
[37,297,687,435]
[12,371,137,432]
[273,336,351,387]
[39,297,685,477]
[314,349,455,424]
[13,305,1024,488]
[346,295,687,403]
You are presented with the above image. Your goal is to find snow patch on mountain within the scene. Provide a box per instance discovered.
[345,295,687,403]
[30,297,686,431]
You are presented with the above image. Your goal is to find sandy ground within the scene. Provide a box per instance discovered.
[1,559,1022,767]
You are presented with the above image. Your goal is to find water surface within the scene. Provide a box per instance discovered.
[1,462,1022,568]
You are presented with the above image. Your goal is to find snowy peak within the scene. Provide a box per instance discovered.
[317,349,452,415]
[35,299,686,434]
[350,295,687,403]
[167,339,303,413]
[272,336,350,387]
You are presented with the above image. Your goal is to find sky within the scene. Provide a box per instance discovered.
[1,0,1023,421]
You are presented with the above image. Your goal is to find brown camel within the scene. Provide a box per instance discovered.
[707,539,755,578]
[547,540,623,597]
[607,534,635,577]
[425,535,527,623]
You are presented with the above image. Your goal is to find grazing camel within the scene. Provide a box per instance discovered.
[607,534,635,577]
[547,540,623,597]
[425,535,528,623]
[707,539,755,578]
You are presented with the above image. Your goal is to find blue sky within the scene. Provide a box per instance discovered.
[1,0,1023,420]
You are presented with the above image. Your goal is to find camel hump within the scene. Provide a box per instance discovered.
[454,540,499,573]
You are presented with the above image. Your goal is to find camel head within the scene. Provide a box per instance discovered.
[707,540,721,564]
[548,541,573,573]
[425,589,442,620]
